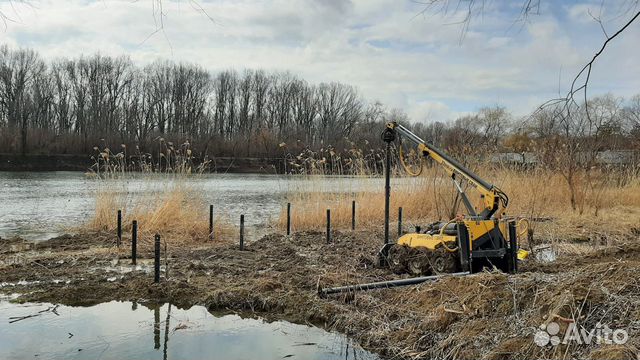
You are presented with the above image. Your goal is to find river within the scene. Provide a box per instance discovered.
[0,171,394,241]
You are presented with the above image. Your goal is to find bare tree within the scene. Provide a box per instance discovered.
[0,45,45,154]
[317,82,363,144]
[622,94,640,144]
[529,96,624,213]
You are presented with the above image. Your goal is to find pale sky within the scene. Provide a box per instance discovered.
[1,0,638,123]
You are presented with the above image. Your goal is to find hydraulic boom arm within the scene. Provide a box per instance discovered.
[385,122,508,219]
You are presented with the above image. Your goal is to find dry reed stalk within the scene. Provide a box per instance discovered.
[83,140,231,244]
[84,178,235,244]
[277,164,640,252]
[278,174,447,231]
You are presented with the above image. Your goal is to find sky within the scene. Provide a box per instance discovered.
[0,0,638,123]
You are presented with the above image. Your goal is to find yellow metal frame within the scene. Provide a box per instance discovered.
[386,122,506,217]
[397,219,529,260]
[387,121,530,263]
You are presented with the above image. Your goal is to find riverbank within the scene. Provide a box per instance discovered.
[1,230,638,359]
[0,154,281,173]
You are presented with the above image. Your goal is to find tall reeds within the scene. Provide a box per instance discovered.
[84,139,233,244]
[277,146,640,250]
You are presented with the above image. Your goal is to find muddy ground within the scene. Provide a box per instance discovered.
[1,230,639,359]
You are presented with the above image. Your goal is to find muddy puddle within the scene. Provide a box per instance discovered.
[0,301,378,360]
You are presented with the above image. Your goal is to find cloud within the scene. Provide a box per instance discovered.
[1,0,638,123]
[567,3,598,24]
[407,101,470,124]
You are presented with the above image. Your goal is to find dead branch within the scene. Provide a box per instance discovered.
[8,304,59,323]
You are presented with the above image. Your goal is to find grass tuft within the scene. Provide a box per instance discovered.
[83,141,233,244]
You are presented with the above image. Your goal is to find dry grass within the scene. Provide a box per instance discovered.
[83,141,233,244]
[85,182,235,244]
[278,175,439,231]
[277,163,640,253]
[381,260,640,359]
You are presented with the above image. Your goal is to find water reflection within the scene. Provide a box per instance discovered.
[0,301,379,360]
[153,304,161,350]
[163,304,171,360]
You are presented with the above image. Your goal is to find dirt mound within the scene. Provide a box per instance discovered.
[35,232,117,251]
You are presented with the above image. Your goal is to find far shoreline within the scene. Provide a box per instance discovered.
[0,153,282,174]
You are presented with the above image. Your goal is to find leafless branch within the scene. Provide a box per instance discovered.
[587,2,608,38]
[188,0,219,26]
[132,0,221,51]
[138,0,171,51]
[413,0,542,42]
[537,8,640,122]
[0,0,35,31]
[516,0,541,23]
[412,0,489,43]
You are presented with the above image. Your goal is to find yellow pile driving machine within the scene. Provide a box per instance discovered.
[318,121,528,297]
[379,122,528,276]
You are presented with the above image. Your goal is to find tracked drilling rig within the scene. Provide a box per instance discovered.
[380,122,529,275]
[318,121,530,297]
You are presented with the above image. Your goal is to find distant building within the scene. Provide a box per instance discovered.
[490,152,538,166]
[490,151,638,167]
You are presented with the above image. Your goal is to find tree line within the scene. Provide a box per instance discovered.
[1,45,639,164]
[0,45,388,157]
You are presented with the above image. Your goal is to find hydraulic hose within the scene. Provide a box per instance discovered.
[438,219,460,253]
[398,135,424,177]
[517,218,531,239]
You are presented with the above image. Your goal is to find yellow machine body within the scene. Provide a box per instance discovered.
[397,219,528,262]
[397,232,456,250]
[398,219,502,246]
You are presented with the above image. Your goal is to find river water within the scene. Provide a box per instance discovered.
[0,171,390,241]
[0,300,378,360]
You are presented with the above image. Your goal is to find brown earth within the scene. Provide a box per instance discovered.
[0,230,639,359]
